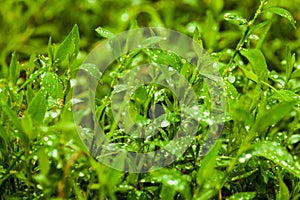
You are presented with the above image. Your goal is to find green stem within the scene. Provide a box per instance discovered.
[224,0,267,76]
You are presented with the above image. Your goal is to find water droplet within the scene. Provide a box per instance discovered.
[50,111,59,118]
[245,125,250,131]
[245,153,252,159]
[192,105,198,111]
[51,149,58,158]
[161,120,170,127]
[121,12,129,22]
[239,157,246,163]
[281,161,288,166]
[228,74,236,83]
[79,172,85,177]
[47,140,53,146]
[203,111,210,118]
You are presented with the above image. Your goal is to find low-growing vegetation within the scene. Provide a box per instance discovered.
[0,0,299,199]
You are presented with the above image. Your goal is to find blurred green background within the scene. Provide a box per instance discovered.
[1,0,299,72]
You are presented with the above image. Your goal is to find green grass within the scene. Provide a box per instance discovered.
[0,0,300,199]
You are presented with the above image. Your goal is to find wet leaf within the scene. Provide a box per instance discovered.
[229,192,256,200]
[239,65,258,83]
[287,134,300,145]
[264,7,296,29]
[42,72,63,98]
[240,49,268,81]
[250,141,300,178]
[284,46,295,82]
[95,27,114,38]
[74,63,102,81]
[224,12,248,26]
[55,24,79,63]
[197,140,221,186]
[140,36,166,48]
[25,90,47,124]
[254,100,295,131]
[148,169,191,200]
[272,90,300,102]
[276,172,290,200]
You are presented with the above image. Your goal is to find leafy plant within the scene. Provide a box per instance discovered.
[0,0,300,199]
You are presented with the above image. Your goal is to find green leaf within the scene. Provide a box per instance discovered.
[276,172,290,200]
[224,12,248,26]
[240,49,268,81]
[202,10,219,51]
[160,184,176,200]
[73,63,102,81]
[193,26,203,48]
[254,101,295,131]
[95,27,114,38]
[47,37,54,63]
[42,72,63,98]
[284,46,295,82]
[0,125,8,159]
[25,90,47,124]
[9,52,20,85]
[249,141,300,178]
[149,169,191,200]
[272,90,300,102]
[197,140,222,186]
[140,36,166,48]
[132,86,148,104]
[55,24,79,63]
[239,65,258,83]
[144,49,182,71]
[21,114,33,139]
[291,69,300,79]
[232,107,254,126]
[55,30,72,63]
[287,134,300,145]
[229,192,257,200]
[0,104,27,142]
[37,148,50,176]
[264,7,296,29]
[71,24,80,60]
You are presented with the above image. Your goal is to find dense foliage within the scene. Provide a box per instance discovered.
[0,0,300,199]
